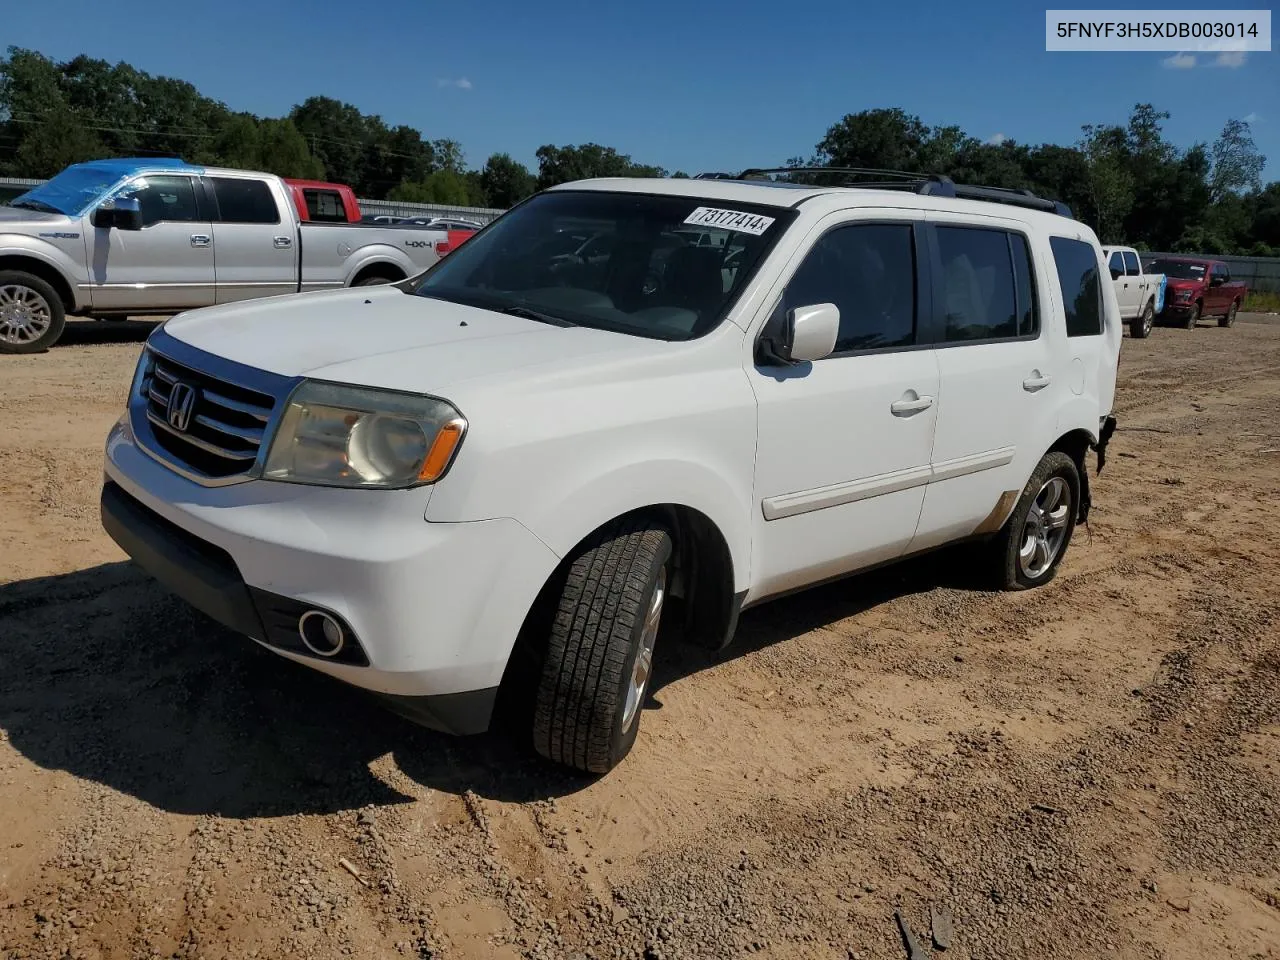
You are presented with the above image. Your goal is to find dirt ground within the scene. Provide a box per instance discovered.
[1,315,1278,960]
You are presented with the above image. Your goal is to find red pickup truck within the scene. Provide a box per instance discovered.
[1145,256,1247,329]
[284,179,476,256]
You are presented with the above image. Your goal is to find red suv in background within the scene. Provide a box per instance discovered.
[1146,256,1247,329]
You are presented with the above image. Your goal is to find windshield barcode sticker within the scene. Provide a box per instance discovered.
[683,207,775,235]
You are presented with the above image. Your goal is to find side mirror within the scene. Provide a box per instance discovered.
[92,196,142,231]
[760,302,840,365]
[1110,267,1124,281]
[1209,275,1225,286]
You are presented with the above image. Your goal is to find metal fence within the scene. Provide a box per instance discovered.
[1143,252,1280,294]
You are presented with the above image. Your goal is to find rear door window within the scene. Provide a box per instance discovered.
[1049,237,1104,337]
[1123,250,1141,276]
[936,226,1031,342]
[209,178,280,224]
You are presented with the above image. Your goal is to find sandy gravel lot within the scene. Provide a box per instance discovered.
[1,315,1278,960]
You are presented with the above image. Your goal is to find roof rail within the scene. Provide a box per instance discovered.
[694,166,1073,219]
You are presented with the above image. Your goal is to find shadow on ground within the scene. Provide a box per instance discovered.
[0,550,985,818]
[56,318,160,347]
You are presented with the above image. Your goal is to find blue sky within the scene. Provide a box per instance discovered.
[5,0,1277,180]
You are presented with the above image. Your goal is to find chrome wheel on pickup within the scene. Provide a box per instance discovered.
[0,272,66,354]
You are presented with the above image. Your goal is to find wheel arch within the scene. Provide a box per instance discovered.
[1048,428,1095,523]
[0,253,77,314]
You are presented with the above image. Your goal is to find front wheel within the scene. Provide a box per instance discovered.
[1219,300,1238,328]
[1130,301,1154,339]
[991,452,1080,590]
[533,518,673,773]
[1184,302,1201,330]
[0,271,66,354]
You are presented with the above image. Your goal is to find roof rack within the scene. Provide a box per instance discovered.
[695,167,1073,219]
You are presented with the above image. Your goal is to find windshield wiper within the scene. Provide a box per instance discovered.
[11,199,62,214]
[499,305,576,328]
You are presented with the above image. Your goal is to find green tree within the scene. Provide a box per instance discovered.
[816,108,930,171]
[13,103,103,176]
[535,143,663,189]
[1078,123,1134,243]
[389,169,471,205]
[1211,118,1266,200]
[479,152,534,207]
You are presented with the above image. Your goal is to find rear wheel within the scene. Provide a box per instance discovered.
[533,518,672,774]
[1130,301,1154,339]
[991,451,1080,590]
[1184,302,1201,330]
[0,271,65,354]
[1219,300,1238,328]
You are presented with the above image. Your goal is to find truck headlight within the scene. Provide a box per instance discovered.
[1174,289,1192,302]
[263,382,466,488]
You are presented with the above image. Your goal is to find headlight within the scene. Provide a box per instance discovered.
[1174,289,1192,302]
[263,381,466,489]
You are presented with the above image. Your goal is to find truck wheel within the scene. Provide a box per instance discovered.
[1219,300,1238,328]
[533,518,673,774]
[0,271,65,354]
[1130,301,1153,339]
[1184,302,1201,330]
[991,451,1079,591]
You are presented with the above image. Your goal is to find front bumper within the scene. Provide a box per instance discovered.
[102,419,561,734]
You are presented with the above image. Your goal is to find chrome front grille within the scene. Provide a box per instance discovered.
[131,330,297,485]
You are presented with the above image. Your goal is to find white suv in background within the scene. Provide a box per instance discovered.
[101,171,1121,774]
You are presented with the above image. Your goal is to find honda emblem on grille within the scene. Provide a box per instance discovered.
[166,381,198,432]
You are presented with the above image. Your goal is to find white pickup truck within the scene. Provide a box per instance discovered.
[0,158,444,353]
[1102,245,1165,339]
[101,172,1120,774]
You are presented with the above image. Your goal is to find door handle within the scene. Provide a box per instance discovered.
[890,395,935,417]
[273,236,293,249]
[190,234,211,247]
[1022,373,1052,392]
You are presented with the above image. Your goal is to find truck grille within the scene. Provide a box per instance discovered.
[139,353,277,480]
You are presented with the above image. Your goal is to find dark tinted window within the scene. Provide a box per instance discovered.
[303,189,346,222]
[121,175,200,226]
[937,226,1019,342]
[1123,250,1141,276]
[415,191,790,341]
[1211,263,1229,281]
[210,178,279,224]
[781,223,915,352]
[1108,251,1124,276]
[1010,233,1038,336]
[1049,237,1103,337]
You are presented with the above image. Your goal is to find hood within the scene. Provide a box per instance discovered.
[162,285,668,393]
[0,206,76,228]
[1165,277,1207,290]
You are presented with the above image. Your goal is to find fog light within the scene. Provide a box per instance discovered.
[298,610,345,657]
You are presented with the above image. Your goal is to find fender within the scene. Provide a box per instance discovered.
[516,457,753,595]
[0,238,89,311]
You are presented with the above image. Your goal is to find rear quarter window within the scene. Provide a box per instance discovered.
[1049,237,1103,338]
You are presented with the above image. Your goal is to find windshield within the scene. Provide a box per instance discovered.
[1148,259,1207,281]
[9,165,125,217]
[412,190,792,340]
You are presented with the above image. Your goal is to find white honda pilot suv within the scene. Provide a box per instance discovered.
[101,171,1121,774]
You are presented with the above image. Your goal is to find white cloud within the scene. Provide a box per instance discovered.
[436,77,473,90]
[1213,51,1247,68]
[985,133,1008,146]
[1162,51,1197,69]
[1243,112,1259,124]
